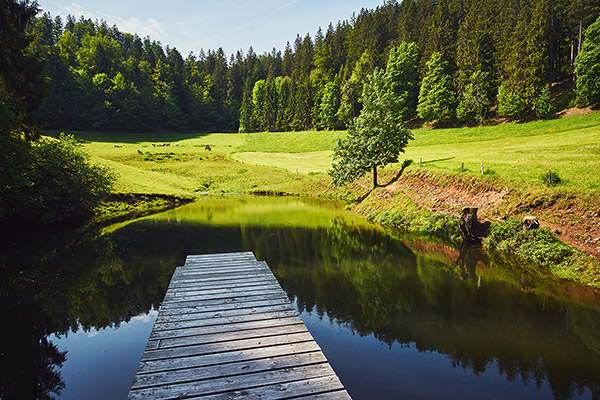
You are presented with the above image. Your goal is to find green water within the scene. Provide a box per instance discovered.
[1,196,599,399]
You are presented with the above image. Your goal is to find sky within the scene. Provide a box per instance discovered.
[38,0,385,58]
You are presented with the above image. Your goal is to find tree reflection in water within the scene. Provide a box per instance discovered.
[1,203,600,399]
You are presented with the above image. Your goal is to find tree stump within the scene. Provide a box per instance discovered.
[459,207,490,243]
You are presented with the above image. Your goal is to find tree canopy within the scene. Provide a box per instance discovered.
[20,0,600,133]
[329,49,413,189]
[575,14,600,105]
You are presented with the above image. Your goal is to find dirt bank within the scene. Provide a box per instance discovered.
[355,169,600,260]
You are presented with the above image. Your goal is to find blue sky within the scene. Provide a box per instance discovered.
[38,0,384,57]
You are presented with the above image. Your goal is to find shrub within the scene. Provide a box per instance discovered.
[541,171,562,187]
[484,218,573,267]
[534,87,553,119]
[19,134,116,223]
[497,84,529,120]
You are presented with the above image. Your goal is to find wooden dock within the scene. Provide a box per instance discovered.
[128,252,351,399]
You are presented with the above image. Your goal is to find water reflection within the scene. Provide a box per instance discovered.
[1,196,599,399]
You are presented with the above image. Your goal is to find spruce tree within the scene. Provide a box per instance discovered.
[417,52,456,122]
[456,70,493,124]
[385,42,419,121]
[575,15,600,105]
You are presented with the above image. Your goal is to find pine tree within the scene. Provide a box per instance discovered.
[575,14,600,105]
[385,42,419,121]
[417,52,456,122]
[456,70,493,123]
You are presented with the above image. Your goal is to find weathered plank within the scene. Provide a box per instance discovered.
[152,309,299,331]
[128,252,350,399]
[187,377,350,400]
[139,341,323,374]
[146,329,312,355]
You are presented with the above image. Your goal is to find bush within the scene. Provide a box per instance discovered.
[484,218,573,267]
[534,87,553,119]
[541,171,562,187]
[497,84,529,120]
[18,134,116,224]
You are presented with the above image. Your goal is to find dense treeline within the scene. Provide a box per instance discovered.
[1,0,114,225]
[29,0,600,133]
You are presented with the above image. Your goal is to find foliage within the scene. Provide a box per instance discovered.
[385,42,419,121]
[0,0,45,140]
[497,84,529,120]
[15,134,115,223]
[456,70,493,123]
[541,171,562,187]
[417,52,456,122]
[483,219,573,267]
[534,87,554,119]
[575,14,600,105]
[329,67,413,188]
[24,0,595,134]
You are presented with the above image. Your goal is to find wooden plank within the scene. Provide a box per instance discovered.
[164,282,280,297]
[149,316,305,340]
[153,309,299,331]
[158,293,289,310]
[131,351,328,389]
[138,341,323,375]
[146,324,310,357]
[128,363,337,399]
[156,298,293,315]
[129,252,351,400]
[162,287,286,303]
[187,377,349,400]
[146,328,311,354]
[155,303,295,323]
[166,277,280,290]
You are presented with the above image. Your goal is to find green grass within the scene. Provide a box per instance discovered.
[231,111,600,192]
[45,111,600,196]
[231,151,333,174]
[233,130,346,153]
[43,130,338,197]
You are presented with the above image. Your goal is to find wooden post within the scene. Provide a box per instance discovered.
[480,161,484,174]
[419,157,422,168]
[461,162,464,172]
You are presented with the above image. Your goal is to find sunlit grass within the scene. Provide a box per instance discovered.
[231,151,333,174]
[46,111,600,196]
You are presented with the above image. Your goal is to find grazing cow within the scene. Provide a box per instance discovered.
[152,143,156,147]
[137,149,143,154]
[173,143,179,146]
[113,145,122,148]
[205,144,211,151]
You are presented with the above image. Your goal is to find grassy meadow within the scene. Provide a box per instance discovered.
[46,111,600,196]
[232,112,600,192]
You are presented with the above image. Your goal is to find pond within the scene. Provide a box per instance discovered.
[1,196,600,399]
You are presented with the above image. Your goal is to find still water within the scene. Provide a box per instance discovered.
[1,196,600,399]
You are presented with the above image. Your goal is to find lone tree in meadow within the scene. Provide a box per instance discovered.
[575,14,600,105]
[329,60,413,189]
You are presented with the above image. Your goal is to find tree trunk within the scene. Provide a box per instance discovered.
[373,165,378,188]
[459,207,490,243]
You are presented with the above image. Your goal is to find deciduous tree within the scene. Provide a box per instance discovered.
[329,68,412,189]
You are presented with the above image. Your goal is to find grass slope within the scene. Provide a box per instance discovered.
[233,112,600,192]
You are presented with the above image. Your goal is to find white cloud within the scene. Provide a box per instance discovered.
[111,16,167,39]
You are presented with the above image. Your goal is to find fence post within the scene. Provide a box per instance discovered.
[480,161,484,175]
